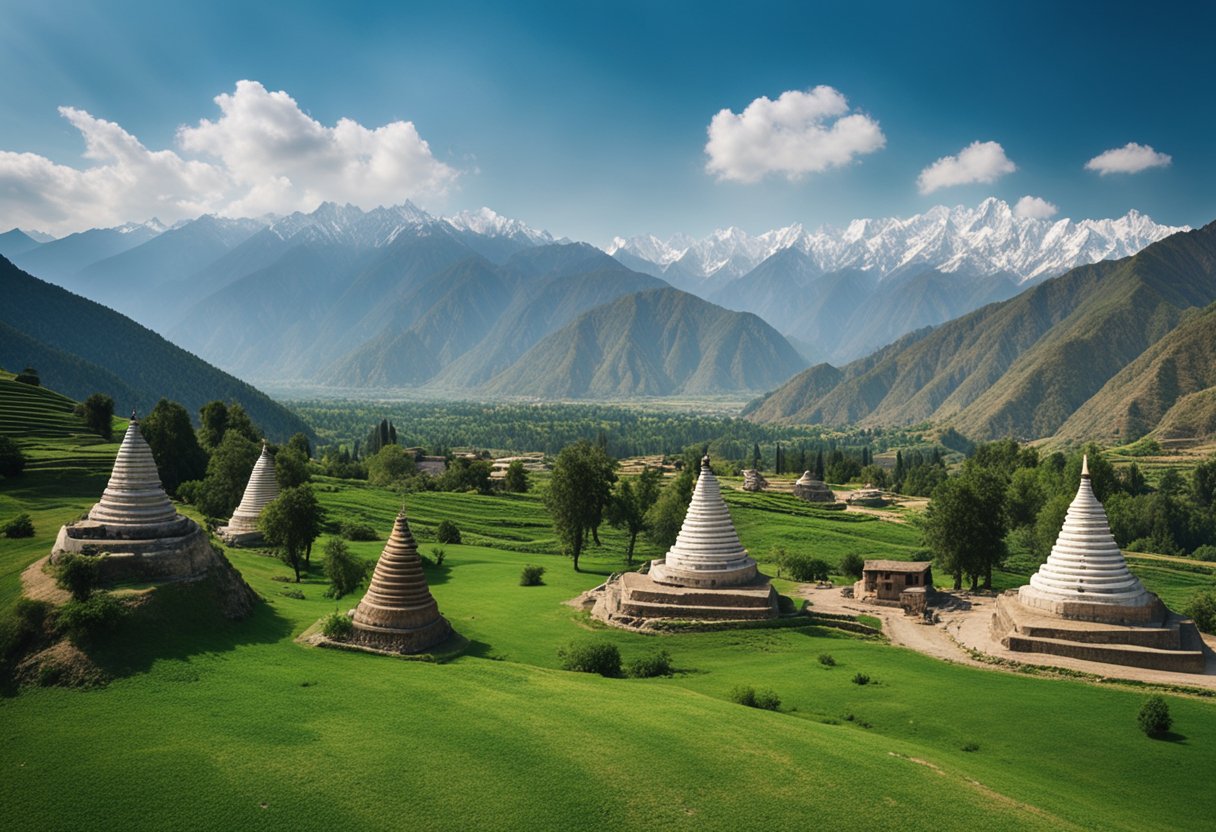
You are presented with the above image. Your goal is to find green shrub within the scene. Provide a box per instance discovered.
[840,552,865,579]
[730,685,781,710]
[339,522,378,542]
[0,436,27,478]
[58,594,128,643]
[1138,695,1173,737]
[322,611,354,640]
[429,546,446,567]
[322,538,369,599]
[558,640,621,677]
[627,650,673,678]
[2,513,35,538]
[520,564,546,586]
[818,653,836,667]
[436,519,462,544]
[852,672,872,685]
[280,588,306,599]
[961,742,980,752]
[1184,589,1216,634]
[1193,544,1216,563]
[55,553,102,601]
[779,551,830,582]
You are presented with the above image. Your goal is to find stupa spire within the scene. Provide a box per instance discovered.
[87,418,178,527]
[219,442,280,542]
[350,509,451,652]
[1022,463,1150,606]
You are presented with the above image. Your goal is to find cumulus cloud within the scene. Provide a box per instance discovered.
[704,86,885,183]
[0,80,458,234]
[1013,195,1059,220]
[1084,142,1171,175]
[917,140,1016,194]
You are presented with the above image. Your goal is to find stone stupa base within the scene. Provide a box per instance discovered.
[1016,584,1161,625]
[52,517,215,584]
[216,522,265,547]
[592,570,778,629]
[991,592,1205,674]
[347,616,453,655]
[649,557,758,589]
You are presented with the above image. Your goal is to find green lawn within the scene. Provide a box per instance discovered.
[2,424,1216,831]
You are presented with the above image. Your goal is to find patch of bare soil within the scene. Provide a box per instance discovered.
[15,639,109,689]
[20,556,70,605]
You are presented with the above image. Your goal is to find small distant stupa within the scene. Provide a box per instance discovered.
[741,468,768,492]
[792,470,835,503]
[993,455,1205,673]
[593,455,778,627]
[218,442,280,546]
[347,509,452,653]
[53,413,216,584]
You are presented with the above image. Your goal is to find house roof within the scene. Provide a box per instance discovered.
[863,560,933,573]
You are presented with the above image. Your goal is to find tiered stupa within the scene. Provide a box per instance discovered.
[793,470,835,503]
[346,510,452,653]
[593,455,778,627]
[993,456,1205,673]
[53,413,215,584]
[218,442,280,546]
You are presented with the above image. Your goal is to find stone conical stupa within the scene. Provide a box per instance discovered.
[1019,456,1152,610]
[649,455,758,588]
[349,510,452,653]
[218,442,280,545]
[87,415,179,529]
[793,470,835,503]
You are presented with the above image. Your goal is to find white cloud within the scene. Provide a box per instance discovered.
[917,140,1016,194]
[1013,195,1058,220]
[704,86,885,183]
[0,80,458,234]
[1084,142,1171,176]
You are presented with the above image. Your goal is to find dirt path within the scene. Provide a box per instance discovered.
[799,585,1216,692]
[20,556,70,605]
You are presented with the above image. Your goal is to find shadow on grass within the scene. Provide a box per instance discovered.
[462,638,499,660]
[1151,731,1188,743]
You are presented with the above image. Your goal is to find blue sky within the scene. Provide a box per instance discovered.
[1,0,1212,241]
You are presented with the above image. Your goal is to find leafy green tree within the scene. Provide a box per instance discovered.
[0,436,26,478]
[438,457,493,494]
[198,401,230,450]
[286,432,313,460]
[275,447,311,489]
[924,468,1008,590]
[190,432,260,518]
[260,485,324,581]
[1006,467,1047,529]
[1192,457,1216,509]
[504,459,530,493]
[840,552,865,579]
[606,467,662,564]
[323,538,369,599]
[14,367,39,386]
[546,440,617,571]
[436,520,462,544]
[140,399,207,496]
[814,449,825,481]
[367,444,417,487]
[78,393,114,440]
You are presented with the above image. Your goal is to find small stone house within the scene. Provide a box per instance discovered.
[855,560,934,606]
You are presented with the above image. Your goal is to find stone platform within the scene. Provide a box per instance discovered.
[592,571,779,628]
[53,519,216,584]
[991,592,1205,674]
[343,615,454,655]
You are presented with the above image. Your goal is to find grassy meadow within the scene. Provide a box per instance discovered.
[2,396,1216,830]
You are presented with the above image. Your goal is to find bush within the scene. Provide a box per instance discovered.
[339,522,378,542]
[840,553,865,579]
[1184,589,1216,634]
[323,538,369,599]
[14,367,39,386]
[1138,695,1173,737]
[730,685,781,711]
[818,653,836,667]
[961,742,980,752]
[322,611,354,640]
[520,564,546,586]
[3,513,35,538]
[0,436,27,478]
[58,593,128,643]
[436,519,462,544]
[852,672,872,686]
[558,640,621,677]
[628,650,673,678]
[280,588,306,599]
[55,553,102,601]
[430,546,446,567]
[1193,544,1216,562]
[779,551,831,582]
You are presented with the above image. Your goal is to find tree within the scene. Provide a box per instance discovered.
[504,459,530,493]
[1006,467,1047,529]
[546,440,617,571]
[1193,457,1216,508]
[225,404,261,444]
[14,367,39,386]
[436,520,462,544]
[275,447,311,489]
[606,467,663,564]
[260,485,324,582]
[0,436,26,478]
[1138,696,1172,737]
[840,552,866,579]
[287,432,313,460]
[924,468,1008,590]
[188,432,260,518]
[78,393,114,440]
[323,538,369,599]
[198,401,230,450]
[140,399,207,496]
[752,442,762,470]
[814,449,825,482]
[367,444,417,487]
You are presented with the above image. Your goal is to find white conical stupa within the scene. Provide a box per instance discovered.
[649,455,758,588]
[87,414,179,528]
[220,442,280,543]
[1019,456,1152,609]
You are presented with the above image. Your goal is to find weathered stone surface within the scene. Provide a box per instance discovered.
[218,442,280,546]
[87,417,178,528]
[741,469,768,492]
[349,510,452,653]
[792,471,834,503]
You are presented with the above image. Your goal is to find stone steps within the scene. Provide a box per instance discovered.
[1001,632,1206,673]
[618,598,777,621]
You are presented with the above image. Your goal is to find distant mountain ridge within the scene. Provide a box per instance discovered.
[744,221,1216,443]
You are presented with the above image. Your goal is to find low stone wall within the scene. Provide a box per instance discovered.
[53,522,216,585]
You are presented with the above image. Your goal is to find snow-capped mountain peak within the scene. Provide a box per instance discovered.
[443,206,555,245]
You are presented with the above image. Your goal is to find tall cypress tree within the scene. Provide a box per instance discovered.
[814,450,825,481]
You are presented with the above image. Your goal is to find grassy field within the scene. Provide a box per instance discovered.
[3,402,1216,830]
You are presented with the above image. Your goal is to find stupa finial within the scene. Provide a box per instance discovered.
[1081,454,1090,478]
[130,408,138,422]
[701,453,711,468]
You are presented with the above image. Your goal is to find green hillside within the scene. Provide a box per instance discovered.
[3,411,1216,830]
[0,255,311,439]
[745,223,1216,440]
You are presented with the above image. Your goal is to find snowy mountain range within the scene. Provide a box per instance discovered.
[607,198,1188,285]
